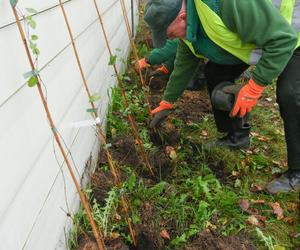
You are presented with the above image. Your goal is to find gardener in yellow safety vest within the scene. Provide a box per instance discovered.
[150,0,300,194]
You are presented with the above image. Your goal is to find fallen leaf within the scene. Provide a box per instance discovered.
[239,199,250,212]
[251,199,265,204]
[134,139,142,145]
[169,150,177,160]
[287,202,298,212]
[164,122,175,131]
[205,221,217,231]
[255,215,267,222]
[250,184,264,193]
[250,132,269,141]
[265,97,272,102]
[160,229,170,240]
[290,232,300,239]
[165,146,175,155]
[115,213,121,221]
[238,199,259,215]
[201,130,209,137]
[232,170,239,176]
[283,216,296,225]
[246,215,265,227]
[268,202,284,220]
[109,232,120,239]
[272,160,281,166]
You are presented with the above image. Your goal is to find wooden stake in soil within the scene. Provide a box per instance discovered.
[119,0,152,116]
[93,0,155,178]
[59,0,138,245]
[11,6,105,250]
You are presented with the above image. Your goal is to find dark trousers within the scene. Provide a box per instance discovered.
[204,47,300,170]
[204,61,249,132]
[277,47,300,170]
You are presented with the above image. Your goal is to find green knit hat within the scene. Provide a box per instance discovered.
[144,0,182,48]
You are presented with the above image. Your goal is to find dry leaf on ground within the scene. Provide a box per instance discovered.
[160,229,170,240]
[251,199,265,204]
[250,184,264,193]
[238,199,259,215]
[268,202,284,220]
[287,202,298,212]
[246,215,266,227]
[283,216,296,225]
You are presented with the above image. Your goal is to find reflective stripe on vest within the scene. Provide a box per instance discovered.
[273,0,300,33]
[292,0,300,31]
[192,0,300,65]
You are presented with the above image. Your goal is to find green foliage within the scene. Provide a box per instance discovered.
[89,93,101,103]
[86,108,98,114]
[25,8,38,14]
[28,76,38,87]
[108,55,117,65]
[255,228,275,250]
[23,70,39,87]
[26,15,36,29]
[92,188,119,237]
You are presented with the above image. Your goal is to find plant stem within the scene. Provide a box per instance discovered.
[11,5,106,250]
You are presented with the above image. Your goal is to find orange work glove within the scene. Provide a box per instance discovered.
[149,65,170,77]
[134,58,150,73]
[156,65,170,75]
[224,79,265,117]
[150,101,173,128]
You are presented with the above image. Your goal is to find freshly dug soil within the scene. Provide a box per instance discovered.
[76,234,129,250]
[99,135,142,168]
[208,162,233,184]
[106,238,129,250]
[76,235,98,250]
[133,202,163,250]
[174,90,211,123]
[91,170,115,204]
[147,71,169,93]
[185,231,255,250]
[150,150,173,179]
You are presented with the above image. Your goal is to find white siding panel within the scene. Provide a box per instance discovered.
[0,0,139,249]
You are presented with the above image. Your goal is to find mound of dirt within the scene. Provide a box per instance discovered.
[91,170,115,204]
[185,231,255,250]
[99,135,142,168]
[150,150,173,179]
[208,162,233,184]
[174,90,211,123]
[76,235,98,250]
[134,202,163,250]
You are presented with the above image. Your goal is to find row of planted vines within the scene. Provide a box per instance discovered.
[10,0,300,249]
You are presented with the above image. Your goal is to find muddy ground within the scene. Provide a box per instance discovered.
[76,76,256,249]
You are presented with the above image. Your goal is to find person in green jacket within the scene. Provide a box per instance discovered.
[135,0,206,90]
[150,0,300,194]
[134,39,178,76]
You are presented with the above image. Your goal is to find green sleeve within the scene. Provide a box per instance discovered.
[221,0,298,85]
[147,39,179,69]
[163,40,200,102]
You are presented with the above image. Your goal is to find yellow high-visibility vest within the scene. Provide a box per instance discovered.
[184,0,300,64]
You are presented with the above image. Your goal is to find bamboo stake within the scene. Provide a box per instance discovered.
[11,6,105,250]
[119,0,152,116]
[93,0,155,178]
[59,0,138,244]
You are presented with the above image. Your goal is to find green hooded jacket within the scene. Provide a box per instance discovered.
[163,0,298,103]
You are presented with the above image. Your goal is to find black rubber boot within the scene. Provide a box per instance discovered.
[266,170,300,194]
[206,117,250,150]
[215,123,251,150]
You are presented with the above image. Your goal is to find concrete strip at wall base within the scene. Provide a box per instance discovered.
[0,0,139,249]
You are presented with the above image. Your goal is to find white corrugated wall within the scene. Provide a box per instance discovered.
[0,0,139,249]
